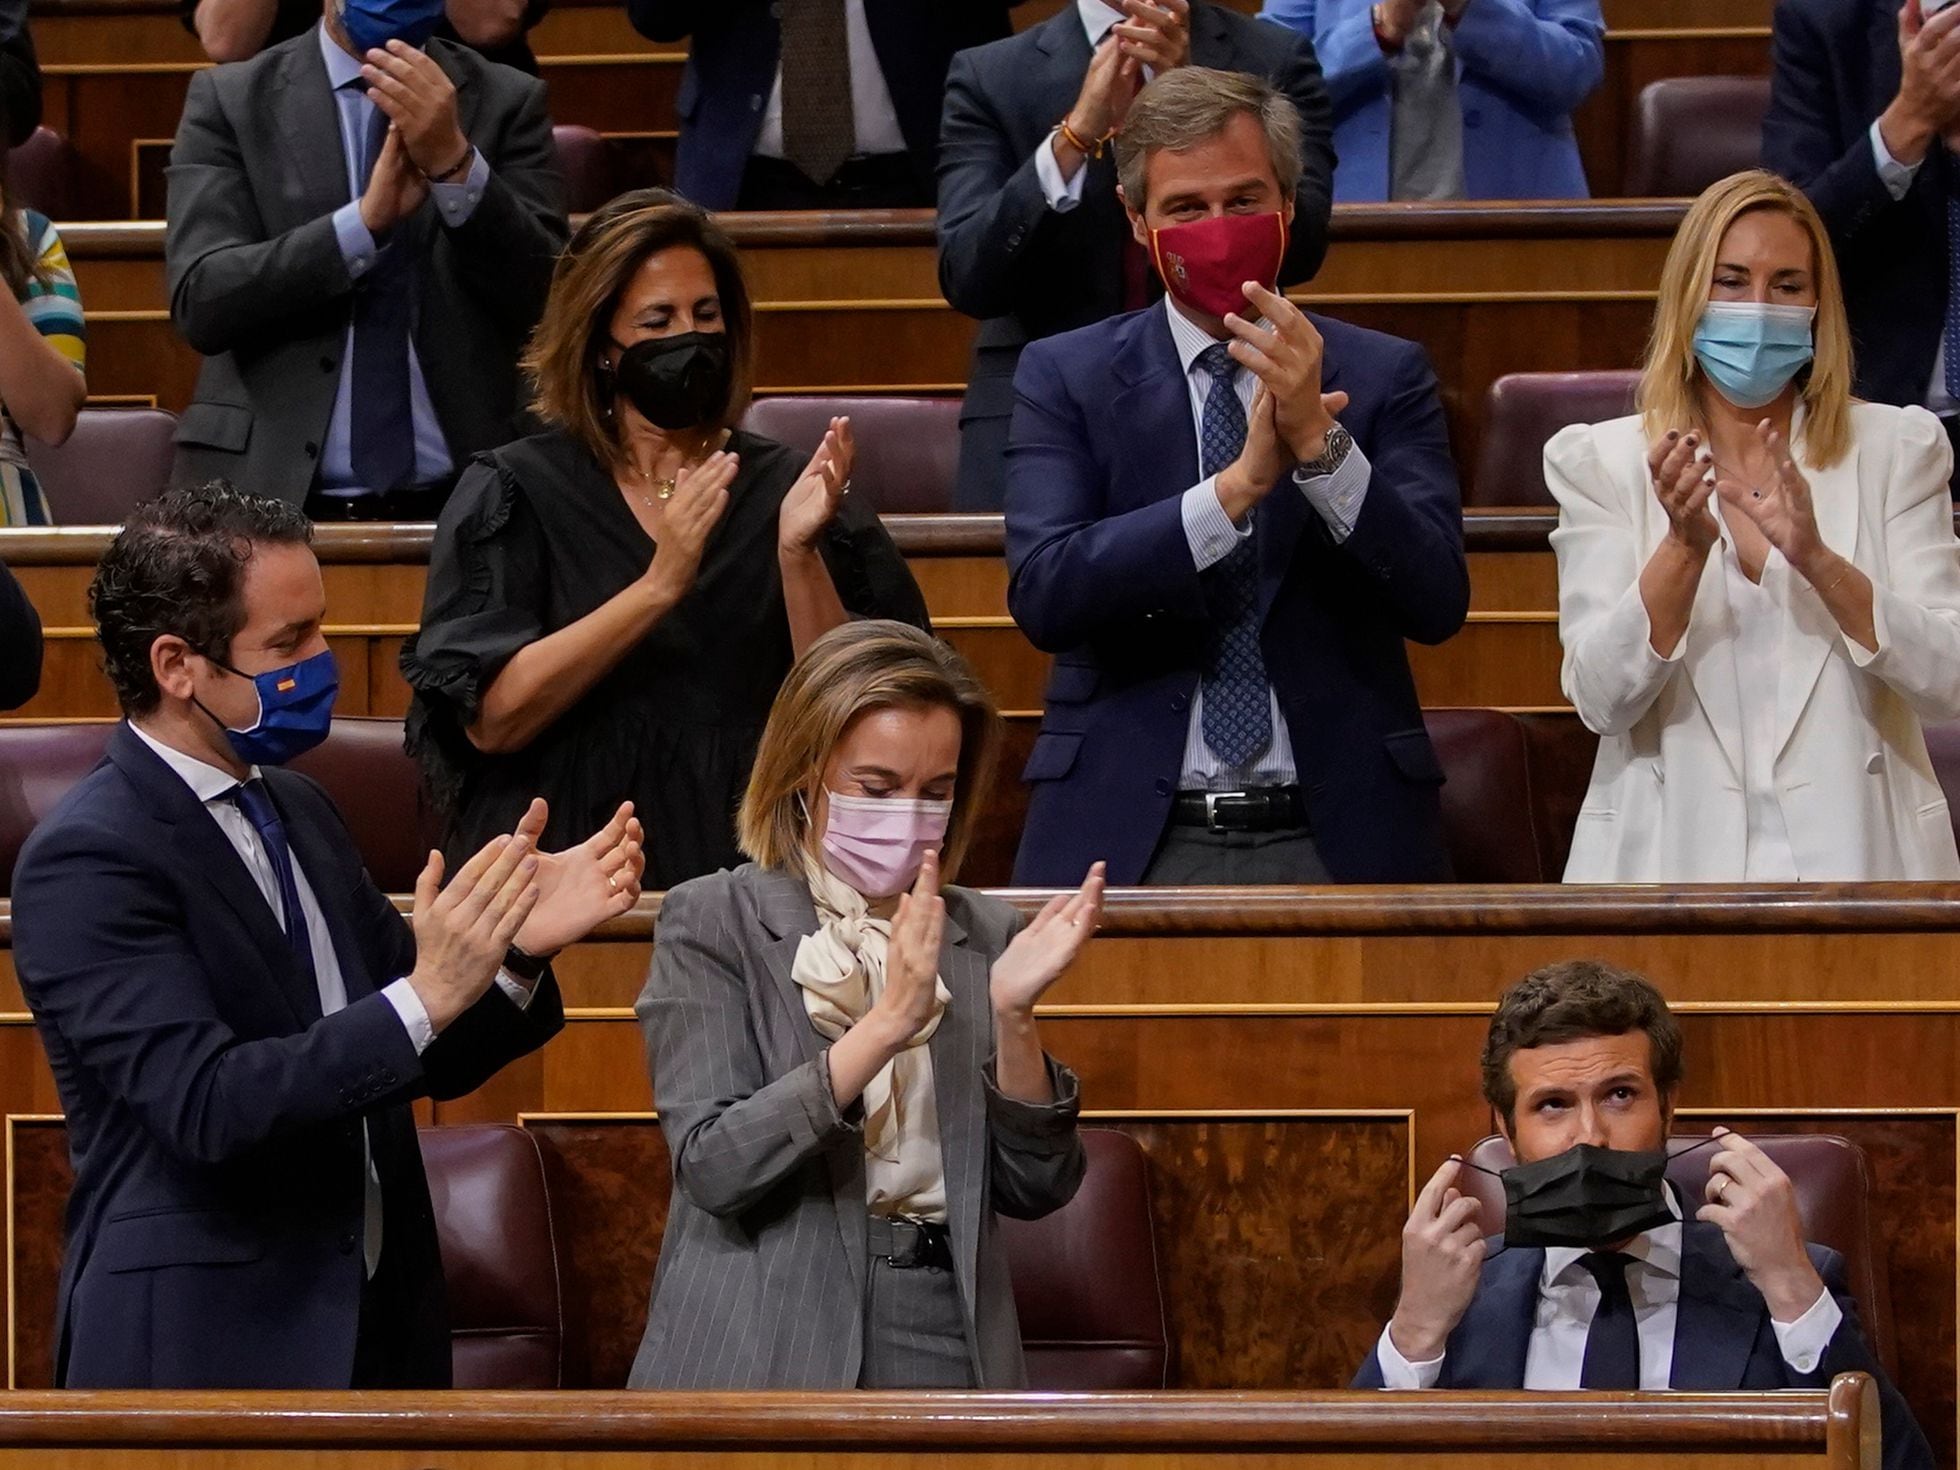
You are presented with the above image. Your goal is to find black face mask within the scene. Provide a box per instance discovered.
[1467,1134,1720,1251]
[608,332,731,431]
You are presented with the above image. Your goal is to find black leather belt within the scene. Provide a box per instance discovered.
[866,1215,954,1271]
[1169,785,1309,832]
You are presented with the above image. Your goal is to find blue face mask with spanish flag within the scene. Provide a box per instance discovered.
[195,649,340,767]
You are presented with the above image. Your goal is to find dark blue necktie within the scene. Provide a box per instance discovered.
[1579,1251,1641,1390]
[1196,341,1272,771]
[349,87,416,494]
[230,778,317,984]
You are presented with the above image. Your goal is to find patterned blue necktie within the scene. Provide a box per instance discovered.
[1196,341,1273,771]
[230,778,317,985]
[349,87,416,494]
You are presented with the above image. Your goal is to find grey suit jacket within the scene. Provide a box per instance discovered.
[164,29,568,505]
[628,863,1086,1390]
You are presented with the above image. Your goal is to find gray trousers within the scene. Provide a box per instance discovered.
[857,1238,973,1389]
[1141,823,1331,884]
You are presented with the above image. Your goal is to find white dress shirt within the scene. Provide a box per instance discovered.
[1161,295,1372,789]
[128,722,535,1276]
[1034,2,1145,211]
[753,0,906,160]
[1867,121,1956,415]
[1712,502,1800,880]
[1373,1186,1843,1388]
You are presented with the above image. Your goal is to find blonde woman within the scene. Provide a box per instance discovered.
[628,620,1104,1390]
[1548,169,1960,882]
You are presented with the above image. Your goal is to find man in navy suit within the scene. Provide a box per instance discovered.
[13,485,644,1388]
[1764,0,1960,461]
[1355,961,1934,1470]
[939,0,1336,510]
[1004,65,1466,887]
[624,0,1023,210]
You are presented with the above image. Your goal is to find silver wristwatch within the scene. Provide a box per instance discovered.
[1297,423,1354,478]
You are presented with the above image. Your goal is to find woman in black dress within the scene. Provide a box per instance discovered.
[402,189,929,885]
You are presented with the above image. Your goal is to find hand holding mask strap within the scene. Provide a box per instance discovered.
[1462,1132,1725,1255]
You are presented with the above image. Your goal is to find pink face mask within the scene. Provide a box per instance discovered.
[1147,210,1290,321]
[819,791,952,899]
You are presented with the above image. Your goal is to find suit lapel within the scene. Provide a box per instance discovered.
[1770,417,1860,763]
[1187,0,1236,67]
[275,33,355,219]
[1446,1245,1540,1387]
[1670,1222,1766,1389]
[274,780,374,1003]
[1110,309,1200,510]
[926,906,987,1348]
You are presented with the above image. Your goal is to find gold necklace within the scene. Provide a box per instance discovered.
[627,436,720,509]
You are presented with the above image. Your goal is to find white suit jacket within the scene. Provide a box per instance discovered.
[1546,404,1960,882]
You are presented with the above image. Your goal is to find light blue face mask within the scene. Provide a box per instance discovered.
[1692,301,1816,410]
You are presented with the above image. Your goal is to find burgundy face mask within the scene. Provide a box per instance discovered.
[1146,210,1290,320]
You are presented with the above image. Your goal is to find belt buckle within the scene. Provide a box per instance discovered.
[1203,790,1254,833]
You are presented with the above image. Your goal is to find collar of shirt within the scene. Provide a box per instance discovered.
[317,19,366,93]
[1077,0,1126,45]
[1540,1180,1685,1294]
[128,720,262,806]
[1163,295,1262,385]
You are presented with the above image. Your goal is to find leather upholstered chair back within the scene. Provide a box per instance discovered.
[1918,721,1960,854]
[1425,708,1545,882]
[1624,77,1773,198]
[1461,1132,1894,1374]
[1470,372,1641,508]
[1001,1128,1171,1389]
[25,409,179,524]
[743,396,961,513]
[420,1124,565,1388]
[288,717,437,893]
[551,125,616,215]
[0,722,115,896]
[8,127,76,220]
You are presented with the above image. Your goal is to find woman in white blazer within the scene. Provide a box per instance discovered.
[1548,170,1960,882]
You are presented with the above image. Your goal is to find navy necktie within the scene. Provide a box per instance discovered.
[230,778,317,984]
[1579,1250,1642,1390]
[1196,341,1273,771]
[349,86,416,494]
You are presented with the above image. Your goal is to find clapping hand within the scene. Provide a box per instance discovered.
[1225,283,1350,466]
[511,798,645,959]
[1066,31,1145,153]
[988,862,1107,1017]
[406,827,542,1033]
[1112,0,1191,71]
[362,39,469,180]
[641,450,737,605]
[778,416,854,555]
[1647,428,1720,556]
[1712,419,1825,573]
[864,850,947,1047]
[358,125,430,237]
[1696,1128,1827,1323]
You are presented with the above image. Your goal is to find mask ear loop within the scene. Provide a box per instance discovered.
[1457,1132,1729,1261]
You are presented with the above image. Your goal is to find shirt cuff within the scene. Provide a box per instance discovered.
[332,201,382,278]
[1293,438,1372,544]
[381,977,436,1055]
[431,149,490,227]
[1770,1284,1844,1375]
[1869,118,1922,201]
[1182,478,1253,570]
[1032,129,1090,213]
[1373,1323,1445,1389]
[494,966,537,1011]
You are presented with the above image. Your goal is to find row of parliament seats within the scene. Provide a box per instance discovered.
[276,1121,1885,1390]
[7,708,1960,893]
[15,373,1638,521]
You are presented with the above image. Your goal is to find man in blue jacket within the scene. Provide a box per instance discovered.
[14,484,643,1387]
[1004,65,1467,887]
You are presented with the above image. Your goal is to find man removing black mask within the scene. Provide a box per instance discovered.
[1351,960,1933,1470]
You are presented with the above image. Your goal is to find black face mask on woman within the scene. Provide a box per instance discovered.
[1464,1133,1721,1250]
[608,332,731,431]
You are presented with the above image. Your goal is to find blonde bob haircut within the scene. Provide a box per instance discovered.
[522,187,755,467]
[1638,170,1854,469]
[738,621,1001,884]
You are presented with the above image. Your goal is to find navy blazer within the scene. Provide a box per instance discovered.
[624,0,1022,210]
[1762,0,1944,408]
[11,723,565,1388]
[936,1,1336,510]
[1351,1220,1934,1470]
[1003,305,1468,885]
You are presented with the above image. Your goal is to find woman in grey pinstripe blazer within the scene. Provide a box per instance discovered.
[627,621,1103,1390]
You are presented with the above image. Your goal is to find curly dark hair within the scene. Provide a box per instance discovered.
[1481,960,1684,1131]
[89,483,314,717]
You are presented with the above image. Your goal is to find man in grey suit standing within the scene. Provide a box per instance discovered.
[164,0,568,518]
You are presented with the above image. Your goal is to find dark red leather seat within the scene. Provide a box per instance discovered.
[8,127,75,220]
[1461,1131,1893,1373]
[24,408,179,524]
[1471,371,1642,509]
[1426,707,1546,882]
[1624,77,1773,199]
[420,1124,565,1388]
[288,717,435,893]
[1001,1127,1171,1389]
[0,722,114,895]
[742,395,961,513]
[1920,721,1960,854]
[552,125,616,216]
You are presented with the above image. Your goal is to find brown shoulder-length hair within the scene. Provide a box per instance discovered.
[522,187,754,465]
[1638,170,1854,468]
[738,621,1001,884]
[0,155,52,301]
